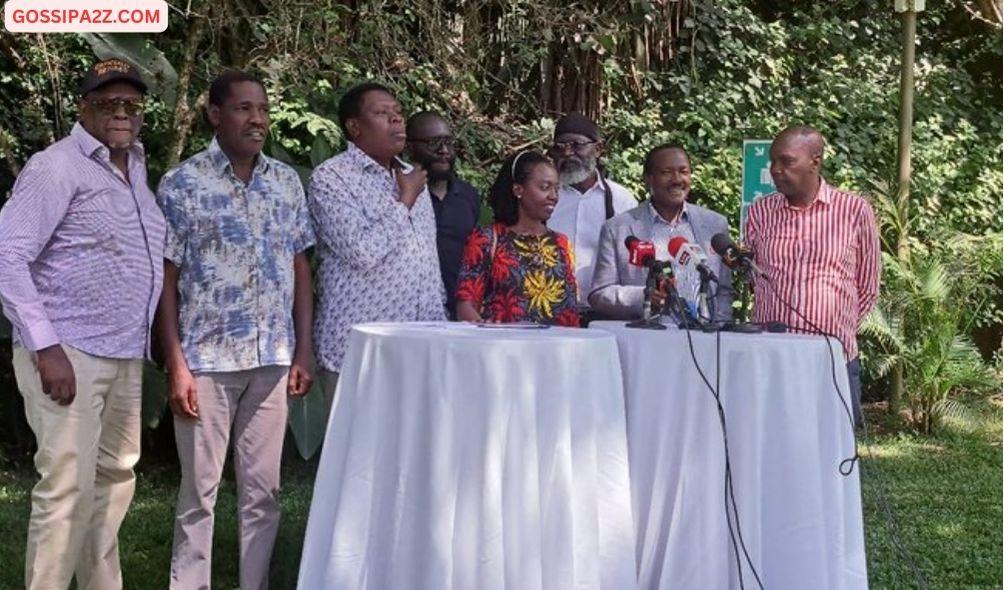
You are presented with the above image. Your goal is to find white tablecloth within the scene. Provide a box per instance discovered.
[298,322,638,590]
[591,322,868,590]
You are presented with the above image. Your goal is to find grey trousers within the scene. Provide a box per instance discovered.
[170,365,289,590]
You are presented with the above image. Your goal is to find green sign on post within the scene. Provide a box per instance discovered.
[740,139,775,241]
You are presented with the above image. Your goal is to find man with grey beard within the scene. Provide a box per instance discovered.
[547,112,637,322]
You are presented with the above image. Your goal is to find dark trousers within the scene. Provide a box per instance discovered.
[847,358,863,428]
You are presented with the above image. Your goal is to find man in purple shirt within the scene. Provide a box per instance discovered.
[0,59,165,590]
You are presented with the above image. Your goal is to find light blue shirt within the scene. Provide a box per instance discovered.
[648,202,702,309]
[157,138,314,372]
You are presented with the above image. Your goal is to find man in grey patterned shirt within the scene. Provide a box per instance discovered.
[309,82,445,404]
[156,71,314,590]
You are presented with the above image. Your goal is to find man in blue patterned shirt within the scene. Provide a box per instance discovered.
[309,82,446,406]
[155,71,315,590]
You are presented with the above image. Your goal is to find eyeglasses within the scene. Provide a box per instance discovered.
[409,136,456,151]
[86,97,144,117]
[552,140,596,153]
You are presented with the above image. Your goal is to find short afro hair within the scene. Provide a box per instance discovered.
[208,70,266,107]
[338,82,395,136]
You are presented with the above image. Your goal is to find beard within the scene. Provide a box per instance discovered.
[557,154,598,186]
[427,167,455,183]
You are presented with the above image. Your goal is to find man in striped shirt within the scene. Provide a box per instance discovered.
[745,125,880,427]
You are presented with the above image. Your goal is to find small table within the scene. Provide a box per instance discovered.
[298,322,638,590]
[591,322,868,589]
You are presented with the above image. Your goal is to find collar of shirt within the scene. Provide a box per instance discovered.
[648,200,690,226]
[782,177,833,210]
[346,141,412,174]
[430,175,459,202]
[207,136,271,178]
[71,121,145,163]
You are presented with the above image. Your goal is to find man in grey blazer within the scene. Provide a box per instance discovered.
[589,144,734,321]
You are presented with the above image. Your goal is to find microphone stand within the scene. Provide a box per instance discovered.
[626,262,668,330]
[661,273,702,330]
[696,266,718,331]
[721,261,762,333]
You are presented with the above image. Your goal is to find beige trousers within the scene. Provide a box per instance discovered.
[169,366,289,590]
[13,345,143,590]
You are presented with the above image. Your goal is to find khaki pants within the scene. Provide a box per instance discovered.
[13,345,143,590]
[170,366,289,590]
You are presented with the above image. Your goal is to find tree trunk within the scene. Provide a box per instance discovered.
[167,16,207,169]
[892,7,919,414]
[975,0,1002,24]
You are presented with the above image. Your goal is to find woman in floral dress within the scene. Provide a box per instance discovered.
[455,150,580,327]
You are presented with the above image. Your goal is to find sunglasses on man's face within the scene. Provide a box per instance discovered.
[551,140,596,153]
[410,136,456,151]
[86,97,145,117]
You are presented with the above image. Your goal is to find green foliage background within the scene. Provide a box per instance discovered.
[0,0,1000,452]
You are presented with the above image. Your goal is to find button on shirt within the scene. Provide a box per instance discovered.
[548,176,636,305]
[0,123,165,359]
[745,180,880,360]
[309,142,446,372]
[156,138,315,373]
[430,177,481,318]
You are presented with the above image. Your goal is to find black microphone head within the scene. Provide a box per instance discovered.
[625,235,640,249]
[710,233,735,257]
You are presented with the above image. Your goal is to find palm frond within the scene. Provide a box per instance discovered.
[916,258,951,303]
[930,398,980,433]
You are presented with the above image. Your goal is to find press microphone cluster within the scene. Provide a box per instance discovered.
[668,236,718,284]
[624,236,675,329]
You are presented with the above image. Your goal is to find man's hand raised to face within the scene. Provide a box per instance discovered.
[395,164,427,209]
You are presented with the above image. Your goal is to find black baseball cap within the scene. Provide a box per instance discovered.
[79,58,147,95]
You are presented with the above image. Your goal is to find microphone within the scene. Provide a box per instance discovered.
[623,235,675,327]
[710,233,764,277]
[667,236,718,283]
[625,235,657,268]
[667,236,718,324]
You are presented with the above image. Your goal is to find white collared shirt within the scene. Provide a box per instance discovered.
[548,175,636,305]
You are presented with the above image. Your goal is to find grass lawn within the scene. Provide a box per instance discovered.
[0,405,1000,589]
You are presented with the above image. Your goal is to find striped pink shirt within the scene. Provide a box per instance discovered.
[0,123,165,359]
[745,180,880,360]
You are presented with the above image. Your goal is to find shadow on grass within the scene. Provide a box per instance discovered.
[0,440,320,590]
[859,403,1002,590]
[1,407,1000,589]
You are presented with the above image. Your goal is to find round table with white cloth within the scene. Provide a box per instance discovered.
[297,322,638,590]
[591,321,869,590]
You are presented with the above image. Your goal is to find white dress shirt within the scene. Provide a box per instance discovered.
[548,175,636,305]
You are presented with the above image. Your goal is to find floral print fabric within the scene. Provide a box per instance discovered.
[308,142,446,371]
[457,223,580,327]
[157,137,314,372]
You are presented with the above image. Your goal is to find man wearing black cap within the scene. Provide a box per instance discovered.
[0,58,165,589]
[547,113,637,322]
